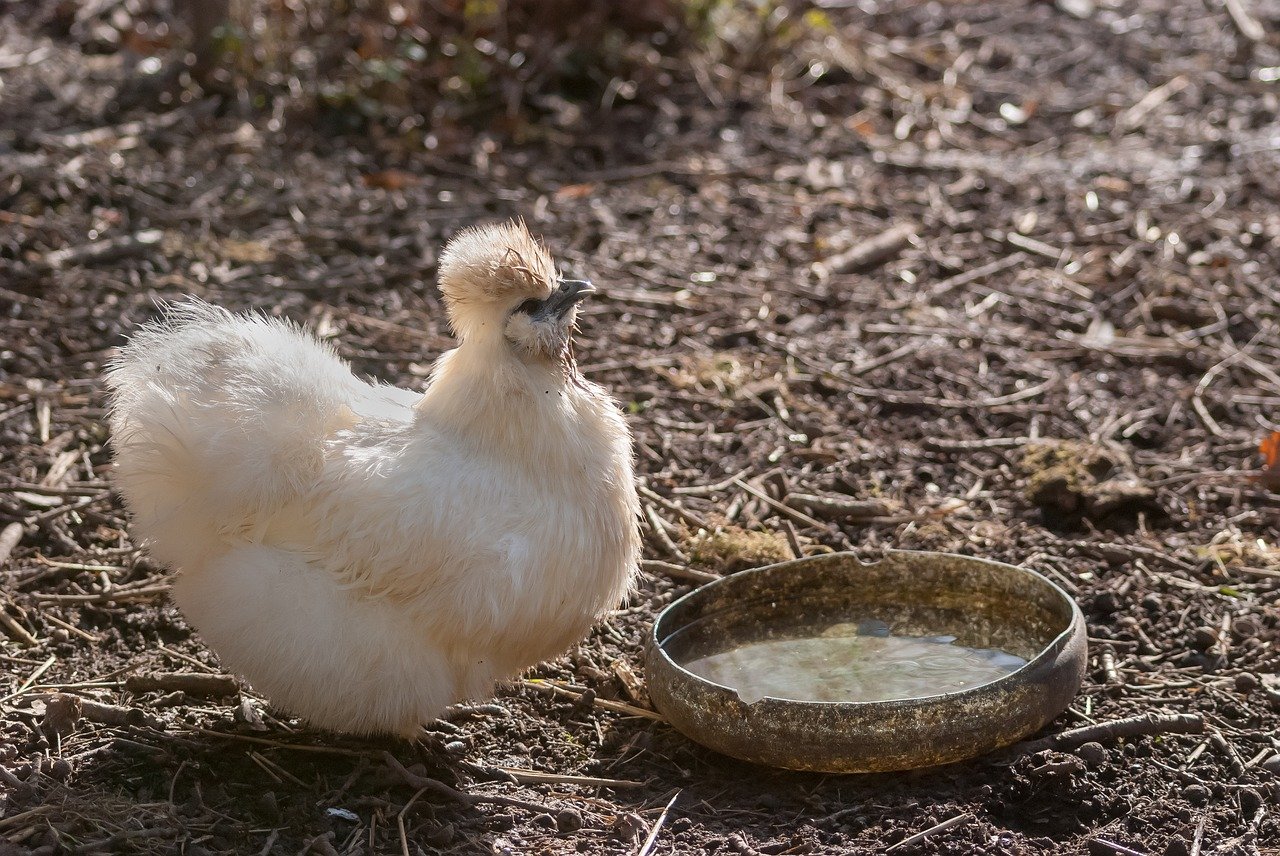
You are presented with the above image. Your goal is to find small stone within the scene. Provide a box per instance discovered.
[1189,627,1217,651]
[1057,0,1095,18]
[1093,591,1120,615]
[1260,755,1280,773]
[1238,787,1263,819]
[443,740,467,756]
[1164,836,1189,856]
[1076,742,1108,766]
[533,813,557,830]
[556,807,583,833]
[1235,672,1259,692]
[41,694,82,738]
[1182,784,1210,805]
[47,758,72,780]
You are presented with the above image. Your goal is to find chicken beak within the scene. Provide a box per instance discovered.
[542,279,596,318]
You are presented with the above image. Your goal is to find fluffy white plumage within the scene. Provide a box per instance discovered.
[105,221,640,736]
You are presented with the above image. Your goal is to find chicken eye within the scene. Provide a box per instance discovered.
[514,298,543,316]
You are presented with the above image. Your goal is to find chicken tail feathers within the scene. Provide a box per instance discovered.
[105,298,361,565]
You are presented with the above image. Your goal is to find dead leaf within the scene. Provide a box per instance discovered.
[845,115,877,141]
[554,183,596,201]
[1254,431,1280,491]
[122,27,173,56]
[361,170,418,191]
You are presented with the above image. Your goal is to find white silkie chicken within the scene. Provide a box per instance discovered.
[105,221,640,736]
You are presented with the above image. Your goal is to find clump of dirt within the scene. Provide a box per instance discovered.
[667,352,754,395]
[1019,440,1155,519]
[1193,525,1280,575]
[684,524,793,573]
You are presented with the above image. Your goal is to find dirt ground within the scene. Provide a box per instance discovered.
[2,0,1280,853]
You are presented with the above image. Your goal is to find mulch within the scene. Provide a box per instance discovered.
[1,0,1278,853]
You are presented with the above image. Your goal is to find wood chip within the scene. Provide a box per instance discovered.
[125,672,240,697]
[813,222,916,279]
[785,493,895,521]
[639,559,718,584]
[0,522,24,567]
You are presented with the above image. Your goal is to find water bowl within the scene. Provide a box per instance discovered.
[645,550,1087,772]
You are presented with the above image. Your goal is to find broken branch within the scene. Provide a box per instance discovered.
[812,222,916,280]
[125,672,240,697]
[1012,712,1204,755]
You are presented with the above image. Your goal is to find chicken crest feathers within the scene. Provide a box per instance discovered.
[437,220,557,311]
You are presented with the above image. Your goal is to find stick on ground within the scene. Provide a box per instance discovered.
[885,812,973,853]
[0,521,24,566]
[125,672,240,697]
[1012,712,1204,755]
[383,752,552,814]
[636,791,681,856]
[812,223,916,279]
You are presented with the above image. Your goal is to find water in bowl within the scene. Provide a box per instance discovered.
[681,619,1027,704]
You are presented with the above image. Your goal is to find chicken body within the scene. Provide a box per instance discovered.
[106,223,640,736]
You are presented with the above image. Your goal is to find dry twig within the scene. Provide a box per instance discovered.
[636,791,681,856]
[812,222,916,279]
[885,812,973,853]
[0,521,24,566]
[126,672,240,697]
[640,559,718,584]
[1011,712,1204,755]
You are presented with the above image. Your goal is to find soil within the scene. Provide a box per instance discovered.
[2,1,1280,854]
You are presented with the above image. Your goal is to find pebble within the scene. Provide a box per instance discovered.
[1189,627,1217,651]
[1076,742,1108,766]
[1238,787,1263,819]
[443,740,467,755]
[1164,836,1189,856]
[1182,784,1209,805]
[1234,672,1259,692]
[556,807,583,833]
